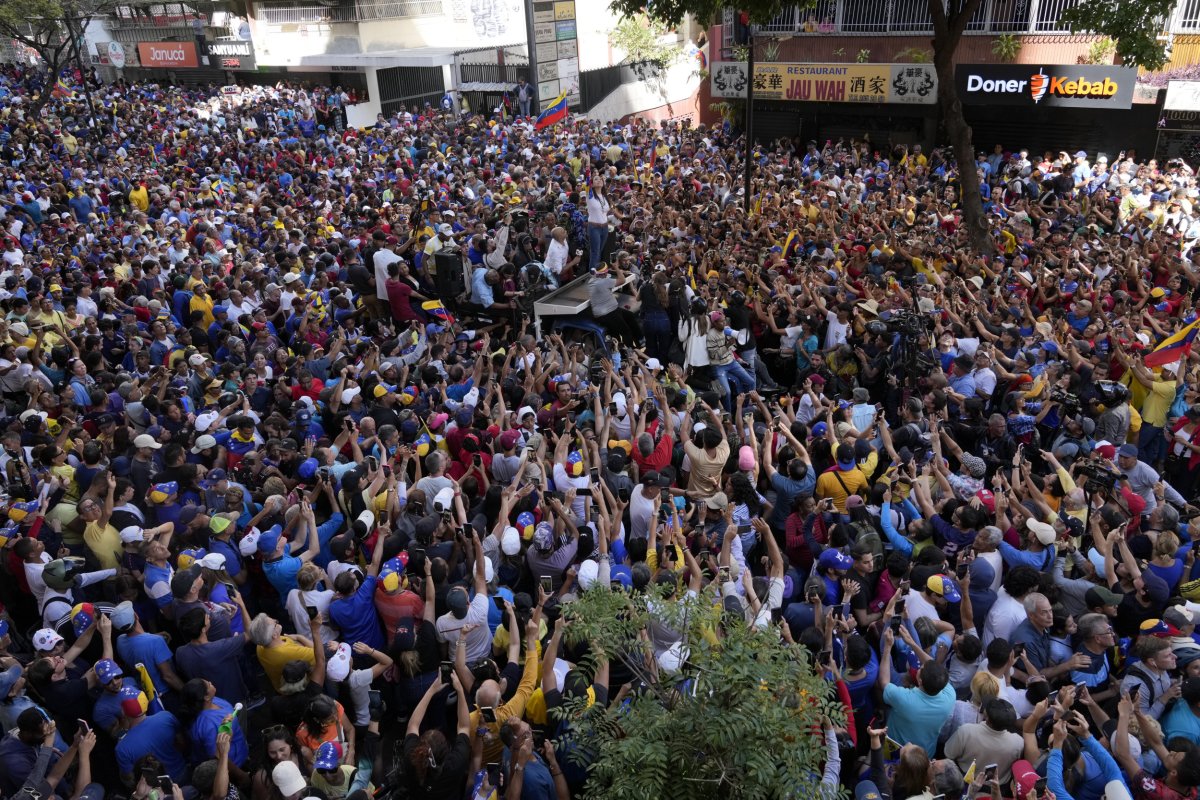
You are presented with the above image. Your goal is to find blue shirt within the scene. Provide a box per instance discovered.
[116,631,174,695]
[263,551,304,598]
[1163,696,1200,742]
[503,750,557,800]
[116,711,186,781]
[998,541,1055,572]
[328,574,385,650]
[188,699,249,767]
[94,678,142,733]
[881,679,955,756]
[769,471,815,530]
[470,268,494,306]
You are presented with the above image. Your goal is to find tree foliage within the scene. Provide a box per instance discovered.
[554,584,844,800]
[0,0,118,79]
[1060,0,1176,71]
[608,0,800,29]
[609,14,683,68]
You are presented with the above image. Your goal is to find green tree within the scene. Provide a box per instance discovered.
[0,0,117,110]
[609,14,683,68]
[1060,0,1177,70]
[609,0,792,27]
[554,584,844,800]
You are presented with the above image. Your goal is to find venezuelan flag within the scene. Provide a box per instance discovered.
[535,90,569,131]
[1144,318,1200,367]
[53,75,75,98]
[422,299,455,325]
[135,662,165,714]
[782,229,800,258]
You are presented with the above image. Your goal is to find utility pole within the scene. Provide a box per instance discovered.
[741,15,754,212]
[523,0,538,115]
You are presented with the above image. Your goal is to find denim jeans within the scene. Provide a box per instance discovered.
[739,347,778,390]
[642,310,672,361]
[712,360,756,411]
[1138,423,1167,466]
[588,224,608,269]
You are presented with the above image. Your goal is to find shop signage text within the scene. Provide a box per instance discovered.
[710,62,936,105]
[137,41,199,69]
[955,64,1135,109]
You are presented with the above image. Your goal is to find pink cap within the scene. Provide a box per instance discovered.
[738,445,756,471]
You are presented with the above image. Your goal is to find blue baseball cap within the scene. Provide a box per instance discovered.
[257,524,283,554]
[314,740,343,771]
[95,659,123,684]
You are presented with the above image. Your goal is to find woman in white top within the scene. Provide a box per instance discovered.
[585,176,612,270]
[677,299,711,373]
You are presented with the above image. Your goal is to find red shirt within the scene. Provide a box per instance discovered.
[631,433,673,473]
[385,279,418,322]
[290,379,324,403]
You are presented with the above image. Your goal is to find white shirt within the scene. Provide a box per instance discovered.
[373,248,401,301]
[435,592,491,662]
[545,238,569,275]
[628,486,657,540]
[824,310,849,350]
[971,367,997,398]
[982,588,1027,647]
[586,193,610,225]
[904,590,941,625]
[286,587,336,640]
[75,295,98,319]
[226,300,255,320]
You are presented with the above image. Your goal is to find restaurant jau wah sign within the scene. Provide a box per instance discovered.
[711,62,937,105]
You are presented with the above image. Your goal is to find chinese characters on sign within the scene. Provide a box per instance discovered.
[710,62,749,98]
[710,63,936,104]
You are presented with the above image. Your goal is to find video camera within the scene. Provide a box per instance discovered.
[1078,461,1119,495]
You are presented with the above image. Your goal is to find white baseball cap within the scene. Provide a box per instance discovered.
[326,642,353,682]
[133,434,161,450]
[119,526,144,544]
[32,628,64,652]
[195,412,220,433]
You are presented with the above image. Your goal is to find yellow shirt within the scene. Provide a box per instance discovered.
[257,637,315,691]
[129,185,149,212]
[815,467,868,513]
[469,646,539,763]
[190,293,215,327]
[492,619,546,664]
[83,520,122,569]
[311,765,372,798]
[1141,378,1176,428]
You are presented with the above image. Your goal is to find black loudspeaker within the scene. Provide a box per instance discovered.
[434,247,466,299]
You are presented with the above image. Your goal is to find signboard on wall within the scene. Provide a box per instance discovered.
[710,61,936,105]
[955,64,1136,108]
[207,39,257,70]
[137,41,199,68]
[1165,80,1200,112]
[107,41,126,68]
[532,0,578,108]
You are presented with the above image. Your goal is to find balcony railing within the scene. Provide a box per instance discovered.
[727,0,1170,39]
[254,0,442,25]
[109,4,203,28]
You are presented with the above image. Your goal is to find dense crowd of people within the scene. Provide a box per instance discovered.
[0,60,1199,800]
